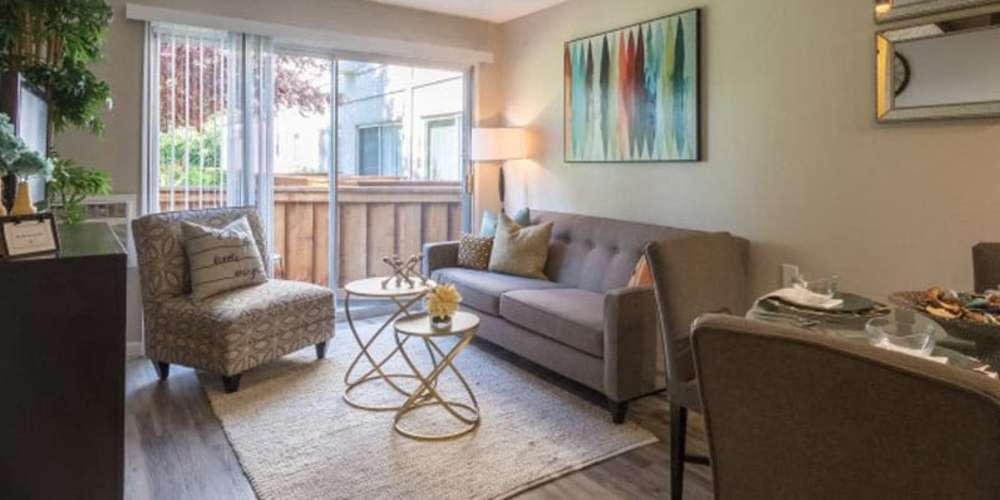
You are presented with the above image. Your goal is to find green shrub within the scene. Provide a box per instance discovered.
[159,115,224,188]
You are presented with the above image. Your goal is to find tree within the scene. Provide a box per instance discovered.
[159,44,330,131]
[275,55,329,116]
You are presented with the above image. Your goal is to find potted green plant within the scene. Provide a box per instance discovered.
[0,111,52,215]
[47,155,111,224]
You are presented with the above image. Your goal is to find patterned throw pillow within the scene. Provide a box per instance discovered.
[181,216,267,300]
[457,234,494,270]
[488,212,553,279]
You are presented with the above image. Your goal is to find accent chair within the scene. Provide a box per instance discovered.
[132,207,335,393]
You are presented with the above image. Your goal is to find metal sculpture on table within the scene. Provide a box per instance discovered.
[381,254,429,289]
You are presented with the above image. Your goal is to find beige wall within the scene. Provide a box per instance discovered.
[53,0,499,195]
[497,0,1000,299]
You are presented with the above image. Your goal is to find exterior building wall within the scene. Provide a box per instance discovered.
[337,62,463,180]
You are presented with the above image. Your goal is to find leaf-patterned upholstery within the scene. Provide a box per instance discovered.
[133,207,335,376]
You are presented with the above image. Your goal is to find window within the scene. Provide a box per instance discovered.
[425,115,461,181]
[154,27,233,212]
[147,24,273,215]
[357,123,402,176]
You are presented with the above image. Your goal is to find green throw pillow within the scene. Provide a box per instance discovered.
[488,212,553,279]
[479,208,530,237]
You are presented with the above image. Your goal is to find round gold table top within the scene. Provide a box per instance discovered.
[394,311,480,338]
[344,277,433,298]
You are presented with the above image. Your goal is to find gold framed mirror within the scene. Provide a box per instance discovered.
[876,9,1000,121]
[875,0,998,23]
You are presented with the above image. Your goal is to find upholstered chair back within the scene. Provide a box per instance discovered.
[644,235,750,385]
[692,314,1000,500]
[531,210,747,293]
[972,242,1000,293]
[132,207,267,302]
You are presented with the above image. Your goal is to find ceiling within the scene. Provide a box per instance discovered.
[368,0,567,23]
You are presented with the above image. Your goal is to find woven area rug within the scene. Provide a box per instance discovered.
[200,318,657,500]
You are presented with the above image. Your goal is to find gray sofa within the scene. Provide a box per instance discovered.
[424,210,750,422]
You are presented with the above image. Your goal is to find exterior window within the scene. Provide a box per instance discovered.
[425,115,461,181]
[357,123,402,176]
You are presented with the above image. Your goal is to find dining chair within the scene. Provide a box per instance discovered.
[972,242,1000,293]
[644,235,750,500]
[691,314,1000,500]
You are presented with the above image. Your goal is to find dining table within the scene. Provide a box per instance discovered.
[746,293,1000,380]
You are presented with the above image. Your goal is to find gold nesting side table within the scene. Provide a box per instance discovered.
[392,311,481,441]
[342,277,433,411]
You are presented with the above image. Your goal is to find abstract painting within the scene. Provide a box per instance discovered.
[564,9,700,162]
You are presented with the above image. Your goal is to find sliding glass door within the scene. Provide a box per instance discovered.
[270,53,470,313]
[148,24,275,260]
[270,53,334,285]
[145,23,471,300]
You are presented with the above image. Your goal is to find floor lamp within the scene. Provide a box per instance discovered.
[470,128,525,213]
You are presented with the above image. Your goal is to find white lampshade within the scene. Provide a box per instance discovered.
[470,128,525,161]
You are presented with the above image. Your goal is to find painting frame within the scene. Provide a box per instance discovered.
[874,0,999,24]
[564,8,701,164]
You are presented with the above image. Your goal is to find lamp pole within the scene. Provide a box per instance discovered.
[498,161,506,213]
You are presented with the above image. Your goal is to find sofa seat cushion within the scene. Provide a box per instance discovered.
[500,288,605,358]
[155,279,335,350]
[431,267,565,316]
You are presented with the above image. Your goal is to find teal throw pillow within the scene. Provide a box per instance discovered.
[479,208,530,237]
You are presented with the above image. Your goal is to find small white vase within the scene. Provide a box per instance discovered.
[431,315,453,331]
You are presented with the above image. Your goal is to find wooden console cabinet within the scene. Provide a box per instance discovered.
[0,222,126,499]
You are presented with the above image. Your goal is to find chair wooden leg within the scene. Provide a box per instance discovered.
[670,403,689,500]
[152,361,170,381]
[608,399,629,424]
[222,374,242,394]
[315,341,327,360]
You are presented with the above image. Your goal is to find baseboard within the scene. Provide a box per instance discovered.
[127,341,145,359]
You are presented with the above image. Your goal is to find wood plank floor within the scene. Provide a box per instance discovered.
[125,318,714,499]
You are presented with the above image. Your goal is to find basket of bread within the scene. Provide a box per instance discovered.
[890,288,1000,343]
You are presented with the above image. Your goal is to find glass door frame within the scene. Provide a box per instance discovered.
[272,46,475,295]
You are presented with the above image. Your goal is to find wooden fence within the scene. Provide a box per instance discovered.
[160,176,463,287]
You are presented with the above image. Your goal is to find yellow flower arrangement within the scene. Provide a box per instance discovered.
[426,283,462,319]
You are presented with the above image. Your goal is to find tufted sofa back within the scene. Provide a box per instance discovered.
[132,207,267,302]
[533,210,741,293]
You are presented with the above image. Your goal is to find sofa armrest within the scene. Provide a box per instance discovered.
[423,240,460,275]
[603,285,663,402]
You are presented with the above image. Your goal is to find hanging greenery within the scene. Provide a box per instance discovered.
[0,0,113,135]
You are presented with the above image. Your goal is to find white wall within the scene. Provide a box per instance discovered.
[497,0,1000,299]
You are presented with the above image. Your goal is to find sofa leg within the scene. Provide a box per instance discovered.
[670,403,689,500]
[222,374,242,394]
[315,341,327,360]
[152,361,170,381]
[608,399,629,424]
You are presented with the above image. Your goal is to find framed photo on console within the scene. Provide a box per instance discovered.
[0,213,60,259]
